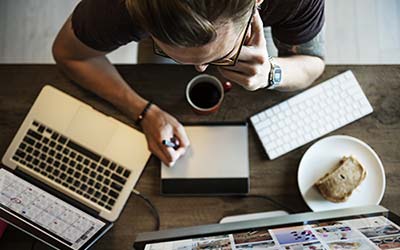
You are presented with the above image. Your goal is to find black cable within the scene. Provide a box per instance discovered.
[31,239,38,250]
[132,190,160,231]
[240,194,296,214]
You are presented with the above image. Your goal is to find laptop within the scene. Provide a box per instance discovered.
[134,205,400,250]
[1,85,151,249]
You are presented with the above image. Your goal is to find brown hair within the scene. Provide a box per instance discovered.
[125,0,254,47]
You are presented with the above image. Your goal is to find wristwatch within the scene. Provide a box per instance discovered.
[267,57,282,89]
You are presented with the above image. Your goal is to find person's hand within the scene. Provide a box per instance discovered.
[218,10,270,91]
[140,104,190,167]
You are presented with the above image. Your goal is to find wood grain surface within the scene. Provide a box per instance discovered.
[0,65,399,250]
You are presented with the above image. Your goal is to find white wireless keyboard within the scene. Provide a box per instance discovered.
[250,70,373,160]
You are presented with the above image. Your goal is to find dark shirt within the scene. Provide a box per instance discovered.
[72,0,324,52]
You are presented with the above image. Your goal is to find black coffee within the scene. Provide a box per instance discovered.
[189,82,221,109]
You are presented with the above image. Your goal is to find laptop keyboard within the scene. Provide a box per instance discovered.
[11,120,131,211]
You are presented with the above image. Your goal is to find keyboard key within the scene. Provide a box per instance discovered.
[90,171,96,178]
[60,173,67,180]
[62,156,69,163]
[67,168,74,175]
[42,146,49,153]
[60,164,67,171]
[97,166,104,173]
[55,153,62,160]
[90,162,97,169]
[53,169,60,176]
[58,136,67,144]
[88,187,94,194]
[74,172,81,179]
[76,155,83,162]
[67,141,101,162]
[63,148,70,154]
[101,195,108,202]
[76,164,83,171]
[111,173,126,185]
[94,191,101,198]
[38,125,45,133]
[96,175,104,182]
[28,129,42,141]
[42,137,50,144]
[33,121,39,127]
[104,170,111,177]
[104,179,110,186]
[49,149,56,156]
[109,163,116,171]
[81,175,88,182]
[83,167,90,174]
[111,182,123,191]
[101,158,110,166]
[26,146,33,153]
[101,186,109,193]
[116,166,123,174]
[35,142,43,149]
[123,169,131,178]
[33,149,40,157]
[49,140,56,147]
[108,199,115,206]
[80,184,88,191]
[15,150,26,158]
[26,155,33,162]
[83,159,90,165]
[73,180,81,188]
[98,201,105,207]
[23,136,35,145]
[69,160,76,167]
[51,132,59,140]
[108,190,119,199]
[88,179,95,186]
[70,151,76,158]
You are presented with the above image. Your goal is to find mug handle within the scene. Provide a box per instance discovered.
[223,81,233,92]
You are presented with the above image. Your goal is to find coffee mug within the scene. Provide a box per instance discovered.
[186,74,232,115]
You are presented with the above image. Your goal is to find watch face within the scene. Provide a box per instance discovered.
[273,68,282,83]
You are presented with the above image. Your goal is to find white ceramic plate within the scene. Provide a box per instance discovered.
[298,135,385,212]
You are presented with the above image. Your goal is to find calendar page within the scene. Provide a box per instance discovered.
[0,168,107,250]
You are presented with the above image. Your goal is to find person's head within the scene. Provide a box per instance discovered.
[125,0,260,71]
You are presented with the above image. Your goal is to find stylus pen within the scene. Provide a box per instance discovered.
[162,138,179,149]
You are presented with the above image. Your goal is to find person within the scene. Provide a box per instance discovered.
[52,0,325,167]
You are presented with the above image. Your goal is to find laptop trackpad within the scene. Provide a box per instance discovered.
[66,106,117,153]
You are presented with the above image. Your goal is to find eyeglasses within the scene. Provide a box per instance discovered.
[152,4,256,66]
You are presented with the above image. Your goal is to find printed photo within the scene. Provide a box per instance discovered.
[358,225,400,238]
[233,230,273,245]
[235,241,276,250]
[315,226,360,242]
[285,242,326,250]
[327,238,377,250]
[194,237,232,250]
[370,235,400,250]
[271,226,317,245]
[312,222,345,228]
[342,217,395,230]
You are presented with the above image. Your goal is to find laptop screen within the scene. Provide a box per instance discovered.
[0,168,112,250]
[135,208,400,250]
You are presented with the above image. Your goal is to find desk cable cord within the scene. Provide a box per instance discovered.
[240,194,296,214]
[132,189,161,231]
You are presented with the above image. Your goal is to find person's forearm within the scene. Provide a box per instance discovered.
[273,55,325,91]
[55,55,147,120]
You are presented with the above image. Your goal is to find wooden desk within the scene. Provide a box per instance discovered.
[0,65,399,250]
